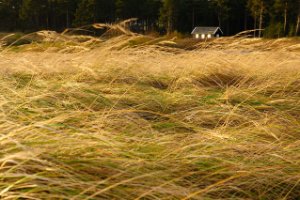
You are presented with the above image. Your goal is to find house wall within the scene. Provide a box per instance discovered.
[193,33,215,39]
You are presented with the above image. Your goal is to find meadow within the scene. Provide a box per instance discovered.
[0,32,300,199]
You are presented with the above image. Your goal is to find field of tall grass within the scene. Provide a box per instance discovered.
[0,33,300,199]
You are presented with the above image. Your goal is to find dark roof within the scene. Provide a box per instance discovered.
[191,27,223,35]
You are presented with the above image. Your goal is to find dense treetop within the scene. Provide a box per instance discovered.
[0,0,299,37]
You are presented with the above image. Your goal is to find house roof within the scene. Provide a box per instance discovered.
[191,27,223,35]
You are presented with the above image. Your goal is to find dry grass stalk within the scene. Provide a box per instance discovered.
[0,27,299,199]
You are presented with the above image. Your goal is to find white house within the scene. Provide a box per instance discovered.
[191,27,223,39]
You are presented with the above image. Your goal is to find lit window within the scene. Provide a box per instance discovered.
[201,34,205,39]
[207,34,212,39]
[196,34,199,39]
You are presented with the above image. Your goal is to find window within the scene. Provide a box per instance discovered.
[207,34,212,39]
[201,34,205,39]
[196,34,199,39]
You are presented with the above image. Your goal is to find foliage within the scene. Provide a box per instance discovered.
[0,0,299,37]
[264,22,284,38]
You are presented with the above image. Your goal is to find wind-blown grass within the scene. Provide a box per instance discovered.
[0,35,300,199]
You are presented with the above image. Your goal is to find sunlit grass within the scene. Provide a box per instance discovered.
[0,34,300,199]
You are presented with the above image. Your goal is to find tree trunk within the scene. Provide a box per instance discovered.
[46,15,49,29]
[296,14,300,36]
[35,15,39,30]
[284,1,288,35]
[254,12,257,37]
[192,7,195,28]
[218,13,221,27]
[258,2,264,37]
[167,9,173,34]
[66,8,70,28]
[46,1,49,29]
[244,9,248,31]
[167,16,171,34]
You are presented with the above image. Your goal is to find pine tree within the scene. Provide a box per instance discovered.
[208,0,230,28]
[160,0,178,34]
[73,0,95,26]
[19,0,49,30]
[248,0,267,37]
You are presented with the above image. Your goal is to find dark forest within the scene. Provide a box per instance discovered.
[0,0,299,37]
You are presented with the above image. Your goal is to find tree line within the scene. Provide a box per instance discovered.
[0,0,299,37]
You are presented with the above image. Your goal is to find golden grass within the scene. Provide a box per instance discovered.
[0,34,300,199]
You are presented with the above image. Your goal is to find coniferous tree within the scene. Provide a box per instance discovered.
[209,0,230,28]
[273,0,293,35]
[160,0,181,34]
[0,0,299,37]
[247,0,267,37]
[73,0,96,26]
[0,0,21,30]
[19,0,49,30]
